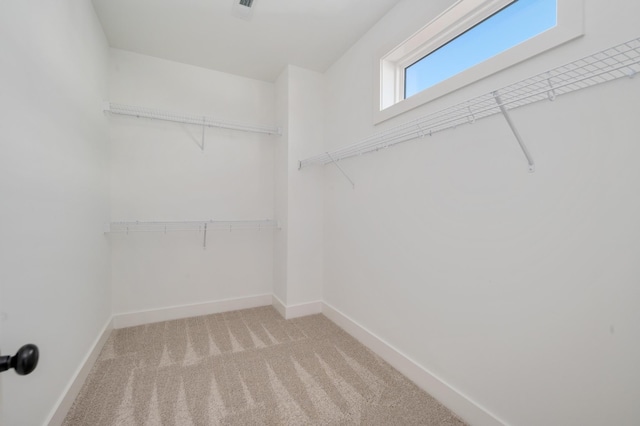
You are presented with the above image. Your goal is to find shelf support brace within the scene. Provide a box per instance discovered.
[546,72,557,101]
[326,152,355,188]
[467,106,476,124]
[203,222,208,249]
[493,91,535,173]
[201,117,206,151]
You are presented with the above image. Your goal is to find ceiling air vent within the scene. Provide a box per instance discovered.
[232,0,256,20]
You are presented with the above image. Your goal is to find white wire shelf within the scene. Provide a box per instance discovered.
[106,220,279,233]
[106,219,279,248]
[103,102,281,136]
[299,37,640,171]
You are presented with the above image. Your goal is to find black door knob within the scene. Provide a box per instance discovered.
[0,344,39,375]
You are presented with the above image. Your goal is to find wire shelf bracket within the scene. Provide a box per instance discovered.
[103,102,282,151]
[493,91,535,173]
[299,37,640,174]
[327,152,355,188]
[105,219,279,249]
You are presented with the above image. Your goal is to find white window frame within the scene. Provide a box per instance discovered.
[375,0,584,124]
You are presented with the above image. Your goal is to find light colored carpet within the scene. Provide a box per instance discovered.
[63,306,466,425]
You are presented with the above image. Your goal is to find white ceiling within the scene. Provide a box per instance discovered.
[91,0,402,82]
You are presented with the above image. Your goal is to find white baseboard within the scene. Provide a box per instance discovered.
[112,294,273,329]
[322,302,506,426]
[46,316,113,426]
[272,295,322,319]
[272,295,287,318]
[285,300,323,319]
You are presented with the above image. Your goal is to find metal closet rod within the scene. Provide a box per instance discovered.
[103,102,282,136]
[299,37,640,171]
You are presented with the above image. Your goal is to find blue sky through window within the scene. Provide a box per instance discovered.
[405,0,557,99]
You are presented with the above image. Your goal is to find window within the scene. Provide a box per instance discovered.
[404,0,557,99]
[376,0,584,124]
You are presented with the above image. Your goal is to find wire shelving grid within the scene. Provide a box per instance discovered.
[106,220,279,233]
[299,37,640,169]
[104,102,281,136]
[106,220,279,248]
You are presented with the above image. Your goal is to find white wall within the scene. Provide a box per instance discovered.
[286,66,324,306]
[109,50,276,315]
[322,0,640,425]
[274,65,324,309]
[0,1,111,425]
